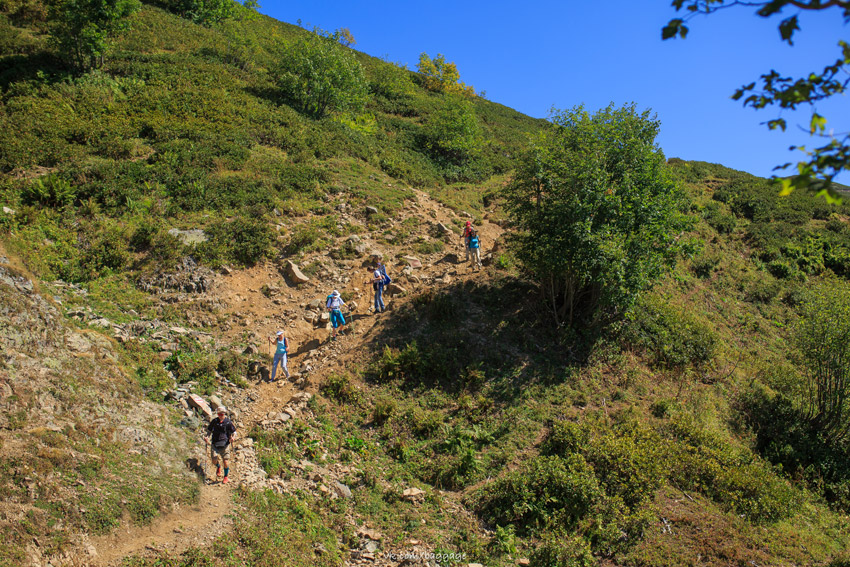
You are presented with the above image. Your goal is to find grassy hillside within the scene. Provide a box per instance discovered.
[2,3,850,567]
[0,3,543,287]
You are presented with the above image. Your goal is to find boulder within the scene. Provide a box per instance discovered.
[209,395,222,411]
[385,283,407,296]
[286,261,310,284]
[187,394,213,421]
[167,228,208,245]
[402,487,426,502]
[66,332,92,353]
[365,206,379,215]
[334,481,353,499]
[356,527,382,541]
[403,255,422,269]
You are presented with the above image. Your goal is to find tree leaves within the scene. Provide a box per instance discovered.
[778,15,800,44]
[664,1,850,199]
[276,29,368,119]
[504,104,692,330]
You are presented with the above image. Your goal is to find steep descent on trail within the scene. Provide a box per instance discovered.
[85,187,504,566]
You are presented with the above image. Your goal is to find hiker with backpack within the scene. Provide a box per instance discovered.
[326,289,347,340]
[467,229,482,269]
[367,262,390,313]
[205,406,236,484]
[266,330,290,382]
[460,221,476,263]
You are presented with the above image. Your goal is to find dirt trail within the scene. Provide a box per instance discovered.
[88,188,504,565]
[88,484,231,566]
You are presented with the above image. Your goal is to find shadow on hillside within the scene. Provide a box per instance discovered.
[743,389,850,510]
[363,276,586,403]
[245,85,286,108]
[0,52,69,90]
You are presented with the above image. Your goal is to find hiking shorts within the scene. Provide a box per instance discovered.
[210,442,231,462]
[331,309,346,328]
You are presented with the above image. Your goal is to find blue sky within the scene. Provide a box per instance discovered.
[259,1,848,183]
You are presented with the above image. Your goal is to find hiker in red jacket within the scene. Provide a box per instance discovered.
[460,221,476,263]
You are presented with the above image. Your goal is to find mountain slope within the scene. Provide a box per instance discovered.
[2,3,850,567]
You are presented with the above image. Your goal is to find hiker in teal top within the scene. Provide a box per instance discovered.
[467,229,482,269]
[326,289,347,340]
[461,221,476,263]
[266,330,290,381]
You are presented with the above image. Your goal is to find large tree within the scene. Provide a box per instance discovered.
[277,29,368,119]
[504,104,692,330]
[48,0,141,70]
[796,279,850,442]
[663,0,850,199]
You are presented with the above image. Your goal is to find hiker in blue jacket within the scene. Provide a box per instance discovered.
[266,330,290,381]
[367,264,387,313]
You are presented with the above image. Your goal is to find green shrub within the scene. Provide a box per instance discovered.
[544,418,667,508]
[181,351,218,394]
[796,280,850,441]
[320,373,360,404]
[701,201,736,234]
[624,295,718,369]
[745,277,781,303]
[650,399,673,418]
[369,342,423,383]
[75,221,130,281]
[767,259,794,279]
[422,95,482,167]
[473,455,602,534]
[22,175,76,208]
[531,533,594,567]
[197,214,273,267]
[666,415,795,523]
[691,252,720,278]
[368,59,414,100]
[371,396,396,425]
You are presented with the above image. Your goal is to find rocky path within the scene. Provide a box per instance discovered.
[88,188,504,566]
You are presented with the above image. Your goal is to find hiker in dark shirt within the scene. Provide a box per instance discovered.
[205,406,236,483]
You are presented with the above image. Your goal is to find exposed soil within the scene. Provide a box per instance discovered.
[84,188,504,565]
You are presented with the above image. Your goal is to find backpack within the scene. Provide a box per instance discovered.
[469,233,480,249]
[379,263,391,286]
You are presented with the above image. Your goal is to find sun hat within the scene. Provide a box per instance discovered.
[276,330,284,336]
[465,221,471,226]
[332,289,340,297]
[216,406,227,414]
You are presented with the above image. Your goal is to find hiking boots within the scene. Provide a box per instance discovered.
[222,476,229,484]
